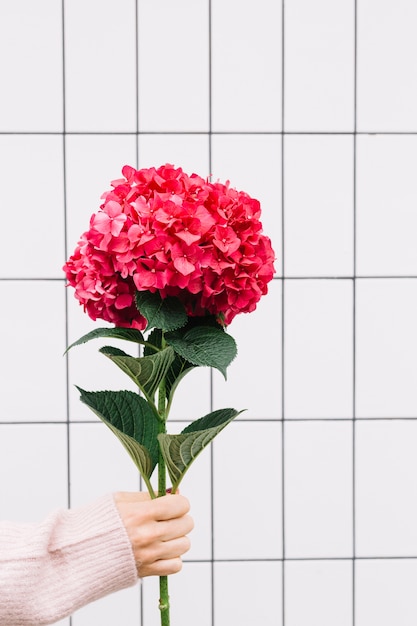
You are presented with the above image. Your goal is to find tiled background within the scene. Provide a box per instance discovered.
[1,1,417,625]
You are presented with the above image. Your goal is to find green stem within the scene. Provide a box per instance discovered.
[143,475,156,500]
[157,363,170,626]
[159,575,170,626]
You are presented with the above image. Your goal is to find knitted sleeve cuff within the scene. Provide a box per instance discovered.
[0,494,138,625]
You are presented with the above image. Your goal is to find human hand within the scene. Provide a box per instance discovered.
[114,492,193,578]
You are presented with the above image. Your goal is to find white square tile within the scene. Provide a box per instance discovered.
[285,560,352,626]
[66,307,138,422]
[0,136,64,278]
[356,420,417,557]
[138,134,209,178]
[69,424,141,507]
[0,424,68,522]
[213,422,282,560]
[285,0,354,131]
[138,0,209,131]
[0,0,62,131]
[211,134,281,276]
[65,135,137,254]
[167,367,211,423]
[211,0,282,131]
[212,280,281,420]
[143,562,212,626]
[357,0,417,131]
[284,280,353,419]
[284,421,353,558]
[214,562,282,626]
[356,279,417,418]
[72,586,140,626]
[284,135,354,277]
[356,136,417,276]
[356,560,417,626]
[65,0,136,132]
[0,282,67,422]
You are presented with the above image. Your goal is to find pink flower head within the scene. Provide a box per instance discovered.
[63,164,276,327]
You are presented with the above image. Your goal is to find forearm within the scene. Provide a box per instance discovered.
[0,494,138,625]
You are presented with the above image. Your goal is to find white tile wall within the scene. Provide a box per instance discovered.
[356,135,417,276]
[357,0,417,132]
[284,0,354,132]
[0,0,63,131]
[285,421,353,558]
[212,280,281,419]
[213,422,282,560]
[138,0,209,132]
[284,135,354,277]
[284,280,353,419]
[69,423,140,506]
[64,0,137,132]
[1,1,416,625]
[356,420,417,557]
[285,560,352,626]
[214,562,282,626]
[356,560,417,626]
[0,282,67,422]
[138,134,210,178]
[0,136,65,278]
[211,0,282,131]
[67,297,139,422]
[0,424,68,522]
[356,279,417,418]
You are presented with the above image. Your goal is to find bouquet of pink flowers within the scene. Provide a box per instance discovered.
[64,164,275,625]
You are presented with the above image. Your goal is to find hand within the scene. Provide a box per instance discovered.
[114,492,194,578]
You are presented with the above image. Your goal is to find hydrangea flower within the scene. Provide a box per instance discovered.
[64,164,275,328]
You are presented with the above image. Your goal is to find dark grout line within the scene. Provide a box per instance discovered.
[3,416,417,426]
[3,275,417,282]
[183,555,417,563]
[4,130,417,136]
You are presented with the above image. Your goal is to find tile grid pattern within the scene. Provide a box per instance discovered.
[2,1,417,625]
[352,3,358,621]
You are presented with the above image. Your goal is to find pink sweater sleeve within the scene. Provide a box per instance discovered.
[0,494,138,625]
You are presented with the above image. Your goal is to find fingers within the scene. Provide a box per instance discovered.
[128,514,194,552]
[139,557,183,578]
[148,494,191,522]
[155,514,194,542]
[132,523,192,578]
[114,492,190,522]
[137,535,191,564]
[113,491,194,579]
[114,491,151,503]
[159,536,191,560]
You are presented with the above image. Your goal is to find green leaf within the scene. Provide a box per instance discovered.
[135,291,187,332]
[180,408,242,434]
[65,327,145,353]
[165,354,196,406]
[143,328,162,356]
[158,408,241,489]
[165,326,237,378]
[99,345,176,401]
[76,387,159,481]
